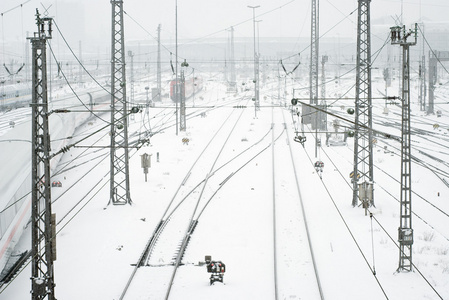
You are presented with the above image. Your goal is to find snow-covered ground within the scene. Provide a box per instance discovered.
[0,77,448,300]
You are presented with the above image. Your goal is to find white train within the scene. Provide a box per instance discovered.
[0,87,110,274]
[0,84,32,110]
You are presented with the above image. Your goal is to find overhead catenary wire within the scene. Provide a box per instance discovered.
[52,20,112,97]
[279,7,358,62]
[282,110,325,299]
[287,32,390,106]
[370,213,445,300]
[1,94,238,291]
[47,42,110,124]
[319,133,449,243]
[122,0,296,69]
[370,213,376,275]
[298,121,390,299]
[51,19,158,141]
[418,24,449,83]
[305,121,446,299]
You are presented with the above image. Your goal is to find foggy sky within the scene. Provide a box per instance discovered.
[1,0,449,61]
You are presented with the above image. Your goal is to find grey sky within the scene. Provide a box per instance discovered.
[1,0,449,59]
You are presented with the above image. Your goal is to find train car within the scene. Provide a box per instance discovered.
[0,88,110,275]
[0,84,32,110]
[170,76,203,101]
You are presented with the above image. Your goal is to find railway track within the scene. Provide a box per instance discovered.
[270,107,324,299]
[320,127,449,242]
[0,92,243,291]
[119,101,252,299]
[117,103,331,299]
[0,107,31,136]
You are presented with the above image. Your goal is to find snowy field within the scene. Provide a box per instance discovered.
[1,77,449,300]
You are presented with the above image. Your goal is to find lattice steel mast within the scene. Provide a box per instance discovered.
[180,67,186,131]
[128,50,134,111]
[29,10,56,300]
[310,0,319,106]
[310,0,320,158]
[110,0,131,205]
[419,55,426,111]
[352,0,374,209]
[390,24,417,272]
[228,26,237,92]
[320,55,328,131]
[418,24,426,112]
[157,24,162,102]
[427,51,449,115]
[248,5,260,117]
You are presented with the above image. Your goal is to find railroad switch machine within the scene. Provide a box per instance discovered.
[205,256,226,285]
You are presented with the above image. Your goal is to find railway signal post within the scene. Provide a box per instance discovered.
[29,10,56,300]
[390,23,417,272]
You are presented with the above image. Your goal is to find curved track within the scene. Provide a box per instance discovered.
[118,104,328,299]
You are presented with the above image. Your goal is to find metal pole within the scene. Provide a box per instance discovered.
[256,20,262,111]
[110,0,132,205]
[29,11,56,300]
[157,24,162,102]
[79,40,82,85]
[229,26,236,91]
[353,0,374,208]
[175,0,179,135]
[310,0,319,157]
[390,23,417,272]
[256,20,262,55]
[192,68,195,107]
[248,5,260,118]
[128,50,134,122]
[180,69,186,131]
